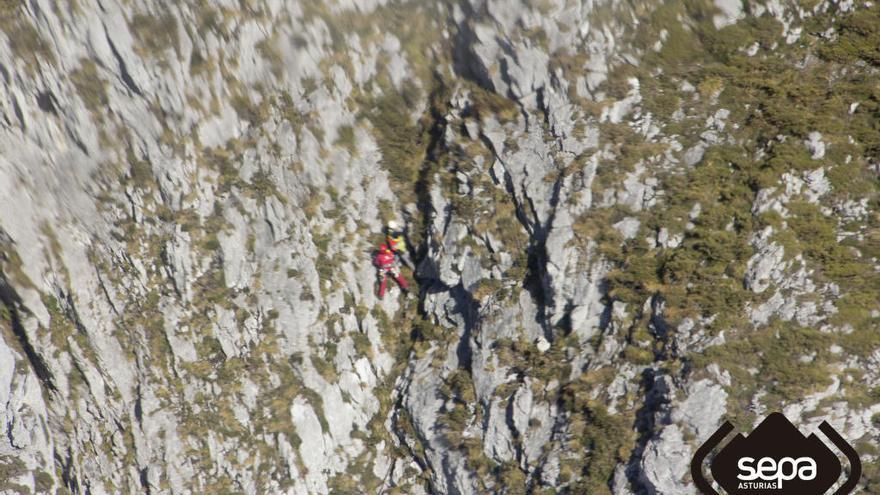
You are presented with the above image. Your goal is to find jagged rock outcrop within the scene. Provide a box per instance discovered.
[3,0,880,494]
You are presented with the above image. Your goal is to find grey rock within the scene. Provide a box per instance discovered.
[483,398,516,463]
[805,131,826,160]
[617,163,658,212]
[657,228,683,248]
[713,0,744,29]
[0,1,865,494]
[671,379,728,439]
[683,143,706,166]
[639,425,696,495]
[744,238,785,293]
[614,217,641,240]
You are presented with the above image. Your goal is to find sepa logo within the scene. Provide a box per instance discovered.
[691,412,861,494]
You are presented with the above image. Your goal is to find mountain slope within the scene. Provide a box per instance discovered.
[1,0,880,493]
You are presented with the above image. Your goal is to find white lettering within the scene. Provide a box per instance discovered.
[757,457,776,479]
[798,458,817,480]
[736,456,818,488]
[777,458,798,483]
[737,457,758,480]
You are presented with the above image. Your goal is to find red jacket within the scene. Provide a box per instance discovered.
[374,251,395,269]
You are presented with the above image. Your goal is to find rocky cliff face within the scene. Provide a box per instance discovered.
[2,0,880,493]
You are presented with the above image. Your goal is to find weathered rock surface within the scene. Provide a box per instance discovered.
[2,0,880,493]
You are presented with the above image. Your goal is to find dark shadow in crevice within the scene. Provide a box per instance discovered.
[0,278,57,393]
[624,368,672,494]
[105,28,143,96]
[36,90,59,115]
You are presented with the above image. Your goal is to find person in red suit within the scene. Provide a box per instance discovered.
[374,244,408,298]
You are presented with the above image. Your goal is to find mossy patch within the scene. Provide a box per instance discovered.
[69,59,109,116]
[3,14,56,72]
[130,11,180,58]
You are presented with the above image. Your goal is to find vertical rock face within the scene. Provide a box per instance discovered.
[2,0,880,494]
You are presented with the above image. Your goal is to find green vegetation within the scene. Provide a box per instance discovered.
[693,322,834,428]
[126,150,153,188]
[310,353,339,383]
[69,59,108,116]
[248,168,283,203]
[230,93,266,128]
[130,11,180,58]
[360,84,429,195]
[256,36,284,78]
[0,455,29,493]
[333,124,357,155]
[2,11,55,72]
[579,0,880,351]
[35,470,54,492]
[6,0,880,491]
[0,236,36,291]
[564,402,634,494]
[530,1,880,488]
[819,8,880,66]
[467,83,520,123]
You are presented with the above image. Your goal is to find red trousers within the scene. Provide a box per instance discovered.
[378,268,408,297]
